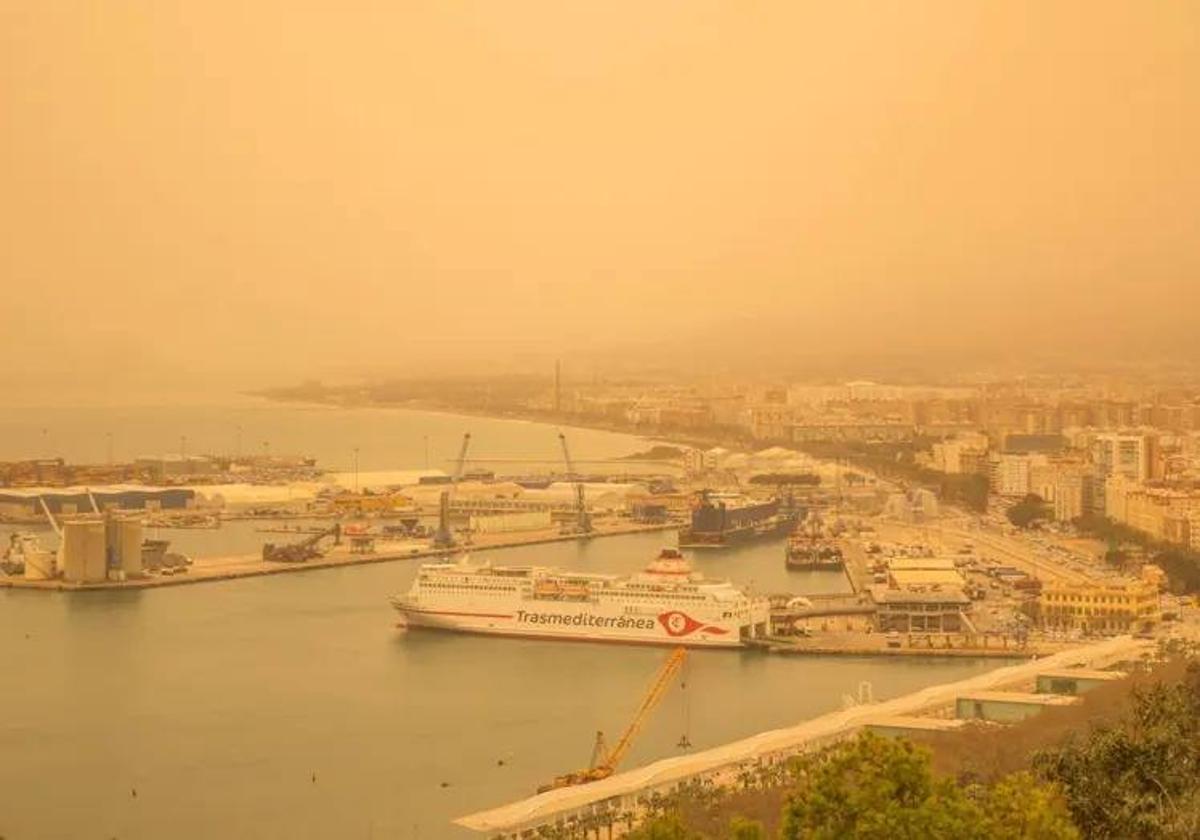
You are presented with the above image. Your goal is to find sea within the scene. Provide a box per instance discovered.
[0,397,1004,839]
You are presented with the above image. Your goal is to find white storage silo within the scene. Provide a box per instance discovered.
[60,521,88,582]
[62,521,108,583]
[83,521,107,582]
[118,519,143,575]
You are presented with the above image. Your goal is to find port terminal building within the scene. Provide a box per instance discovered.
[0,485,195,517]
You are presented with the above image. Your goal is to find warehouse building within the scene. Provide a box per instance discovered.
[0,485,194,517]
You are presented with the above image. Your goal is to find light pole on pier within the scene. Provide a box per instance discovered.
[353,447,360,494]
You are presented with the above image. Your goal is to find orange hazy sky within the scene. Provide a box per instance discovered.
[3,2,1198,393]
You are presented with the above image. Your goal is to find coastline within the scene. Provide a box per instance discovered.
[247,392,745,456]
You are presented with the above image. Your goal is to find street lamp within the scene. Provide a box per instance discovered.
[353,447,360,494]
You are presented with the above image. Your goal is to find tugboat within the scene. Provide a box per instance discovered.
[785,514,845,572]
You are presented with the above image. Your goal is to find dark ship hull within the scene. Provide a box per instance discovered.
[678,493,800,549]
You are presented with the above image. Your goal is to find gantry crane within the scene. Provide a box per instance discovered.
[434,433,472,548]
[538,647,687,793]
[557,431,593,534]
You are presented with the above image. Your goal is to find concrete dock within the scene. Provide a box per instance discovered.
[0,521,680,592]
[455,635,1151,837]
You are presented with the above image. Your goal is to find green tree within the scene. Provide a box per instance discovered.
[977,772,1078,840]
[1035,666,1200,839]
[727,815,766,839]
[781,733,1076,840]
[1008,494,1051,529]
[780,733,982,840]
[940,474,991,513]
[1076,513,1200,593]
[623,812,703,840]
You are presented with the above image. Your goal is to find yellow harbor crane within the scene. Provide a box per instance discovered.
[557,431,593,534]
[538,647,688,793]
[434,432,472,548]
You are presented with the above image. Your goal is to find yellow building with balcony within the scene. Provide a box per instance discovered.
[1039,578,1160,635]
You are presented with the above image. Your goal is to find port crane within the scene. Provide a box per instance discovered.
[538,647,687,793]
[557,431,593,534]
[434,433,472,548]
[262,523,342,563]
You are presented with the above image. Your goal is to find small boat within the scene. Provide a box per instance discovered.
[785,515,845,572]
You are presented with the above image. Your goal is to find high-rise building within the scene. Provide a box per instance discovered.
[1091,432,1157,483]
[989,453,1045,497]
[1054,472,1086,522]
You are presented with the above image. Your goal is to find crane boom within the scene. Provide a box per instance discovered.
[435,433,472,549]
[38,496,62,538]
[452,433,472,481]
[557,431,576,479]
[538,647,687,792]
[603,647,687,772]
[557,431,592,534]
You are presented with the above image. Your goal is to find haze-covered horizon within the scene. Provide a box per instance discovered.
[4,2,1198,399]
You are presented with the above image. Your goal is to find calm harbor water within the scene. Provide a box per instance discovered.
[0,396,656,472]
[1,402,1006,839]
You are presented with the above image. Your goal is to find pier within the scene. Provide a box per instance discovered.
[455,635,1151,837]
[0,521,680,592]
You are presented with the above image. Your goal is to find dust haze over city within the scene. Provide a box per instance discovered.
[4,2,1199,399]
[4,4,1200,840]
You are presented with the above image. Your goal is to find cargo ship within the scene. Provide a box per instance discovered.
[390,548,770,648]
[785,515,845,572]
[677,490,798,549]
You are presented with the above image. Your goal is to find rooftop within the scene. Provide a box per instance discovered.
[870,585,971,605]
[957,691,1081,706]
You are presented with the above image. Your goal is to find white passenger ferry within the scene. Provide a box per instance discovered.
[390,549,770,648]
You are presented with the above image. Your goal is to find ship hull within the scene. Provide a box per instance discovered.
[678,515,795,549]
[392,599,749,648]
[785,558,845,572]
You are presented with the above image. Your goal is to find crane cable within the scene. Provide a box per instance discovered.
[677,654,692,750]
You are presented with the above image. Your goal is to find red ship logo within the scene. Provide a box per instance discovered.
[657,610,729,637]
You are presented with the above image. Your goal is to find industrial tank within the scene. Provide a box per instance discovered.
[118,519,143,575]
[104,517,144,576]
[60,520,107,583]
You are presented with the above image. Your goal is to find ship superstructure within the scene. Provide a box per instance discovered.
[677,490,798,549]
[390,549,769,648]
[785,513,846,572]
